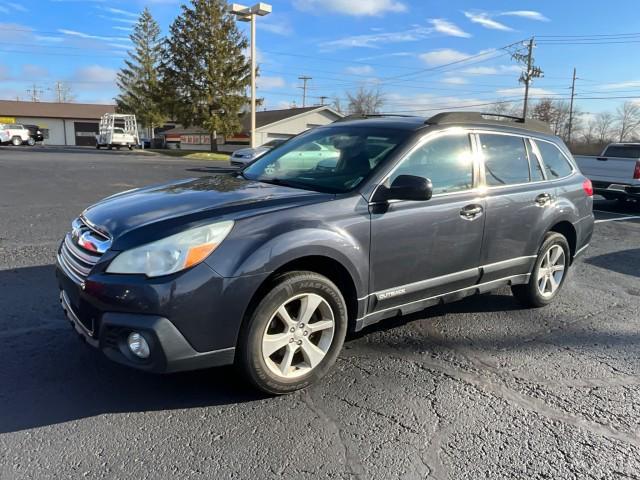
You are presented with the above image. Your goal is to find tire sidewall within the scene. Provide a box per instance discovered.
[239,272,348,395]
[529,232,570,306]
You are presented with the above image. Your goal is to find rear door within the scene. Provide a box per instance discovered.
[477,132,555,281]
[369,131,485,315]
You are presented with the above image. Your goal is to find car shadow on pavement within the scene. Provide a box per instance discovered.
[0,265,264,434]
[585,248,640,278]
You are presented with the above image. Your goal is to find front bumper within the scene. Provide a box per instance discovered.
[59,290,235,373]
[55,252,267,373]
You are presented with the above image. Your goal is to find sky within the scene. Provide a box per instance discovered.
[1,0,640,118]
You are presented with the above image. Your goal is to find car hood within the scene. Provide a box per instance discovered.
[235,146,270,157]
[82,174,331,246]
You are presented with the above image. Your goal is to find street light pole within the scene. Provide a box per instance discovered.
[229,3,272,149]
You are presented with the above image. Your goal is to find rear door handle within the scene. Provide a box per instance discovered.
[535,193,553,206]
[460,204,483,220]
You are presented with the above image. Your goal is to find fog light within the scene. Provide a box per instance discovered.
[127,332,150,359]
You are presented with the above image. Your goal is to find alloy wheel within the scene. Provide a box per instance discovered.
[537,245,566,298]
[261,293,335,379]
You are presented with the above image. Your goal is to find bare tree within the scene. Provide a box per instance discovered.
[345,86,384,115]
[582,119,597,144]
[594,112,614,144]
[615,101,640,142]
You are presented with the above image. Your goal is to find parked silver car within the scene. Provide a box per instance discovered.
[230,138,287,167]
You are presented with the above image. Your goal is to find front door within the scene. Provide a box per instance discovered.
[369,131,485,316]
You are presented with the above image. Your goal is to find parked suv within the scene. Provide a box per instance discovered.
[0,123,34,146]
[56,112,594,394]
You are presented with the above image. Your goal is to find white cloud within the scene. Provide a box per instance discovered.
[35,35,64,42]
[22,64,48,78]
[258,19,292,36]
[113,26,133,32]
[320,25,431,50]
[419,48,472,66]
[357,51,413,61]
[58,28,130,43]
[257,76,285,90]
[100,7,138,17]
[345,65,374,75]
[461,65,521,75]
[496,87,555,97]
[0,6,7,13]
[385,92,489,114]
[100,16,137,24]
[500,10,549,22]
[441,76,468,85]
[3,2,28,12]
[294,0,406,16]
[108,43,131,50]
[600,80,640,90]
[429,19,471,38]
[464,11,513,31]
[74,65,118,83]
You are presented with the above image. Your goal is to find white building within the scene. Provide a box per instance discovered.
[162,106,343,151]
[0,100,116,146]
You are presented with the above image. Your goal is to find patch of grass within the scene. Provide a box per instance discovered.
[147,149,229,161]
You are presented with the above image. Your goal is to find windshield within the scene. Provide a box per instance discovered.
[113,128,125,134]
[243,126,410,193]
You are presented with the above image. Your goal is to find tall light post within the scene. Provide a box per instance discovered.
[229,2,272,149]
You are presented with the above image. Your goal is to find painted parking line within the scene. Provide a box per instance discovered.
[593,209,636,217]
[595,215,640,224]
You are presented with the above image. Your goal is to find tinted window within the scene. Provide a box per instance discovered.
[603,145,640,158]
[534,140,573,179]
[244,126,410,193]
[480,134,530,186]
[525,139,545,181]
[391,134,474,195]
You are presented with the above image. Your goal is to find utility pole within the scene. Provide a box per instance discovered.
[319,95,328,106]
[567,67,577,144]
[26,83,44,102]
[298,75,312,107]
[511,37,543,119]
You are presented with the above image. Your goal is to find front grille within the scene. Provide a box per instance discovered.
[58,218,111,284]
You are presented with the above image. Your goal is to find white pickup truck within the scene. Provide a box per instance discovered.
[574,143,640,202]
[0,124,35,146]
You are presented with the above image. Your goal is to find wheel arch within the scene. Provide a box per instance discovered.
[241,255,361,333]
[548,220,577,261]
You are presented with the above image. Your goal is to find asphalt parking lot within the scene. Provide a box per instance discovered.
[1,146,639,479]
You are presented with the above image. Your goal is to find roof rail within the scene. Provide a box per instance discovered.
[334,113,418,122]
[426,111,552,134]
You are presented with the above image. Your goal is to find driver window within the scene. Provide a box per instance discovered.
[391,134,474,195]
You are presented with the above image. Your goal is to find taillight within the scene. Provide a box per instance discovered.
[634,160,640,180]
[582,178,593,196]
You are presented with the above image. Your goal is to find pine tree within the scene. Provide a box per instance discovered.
[162,0,251,152]
[116,7,166,139]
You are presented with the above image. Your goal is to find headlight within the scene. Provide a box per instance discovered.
[106,221,234,277]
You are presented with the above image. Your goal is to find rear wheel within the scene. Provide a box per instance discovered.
[238,271,347,394]
[511,232,570,308]
[11,136,21,146]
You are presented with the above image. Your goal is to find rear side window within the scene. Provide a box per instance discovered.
[534,140,573,179]
[392,134,474,195]
[479,134,529,186]
[604,145,640,157]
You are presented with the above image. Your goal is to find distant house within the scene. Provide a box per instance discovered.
[161,105,343,151]
[0,100,116,146]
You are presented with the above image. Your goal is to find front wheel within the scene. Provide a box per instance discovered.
[511,232,570,307]
[27,137,35,146]
[238,271,348,395]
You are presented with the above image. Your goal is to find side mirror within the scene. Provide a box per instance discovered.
[375,174,433,202]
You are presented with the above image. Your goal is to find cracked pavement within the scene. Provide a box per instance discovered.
[1,147,639,479]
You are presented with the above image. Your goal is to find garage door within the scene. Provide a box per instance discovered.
[74,122,99,146]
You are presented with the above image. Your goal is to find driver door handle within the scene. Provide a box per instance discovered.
[460,204,483,220]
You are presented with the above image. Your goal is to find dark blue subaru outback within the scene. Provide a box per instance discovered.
[56,112,594,394]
